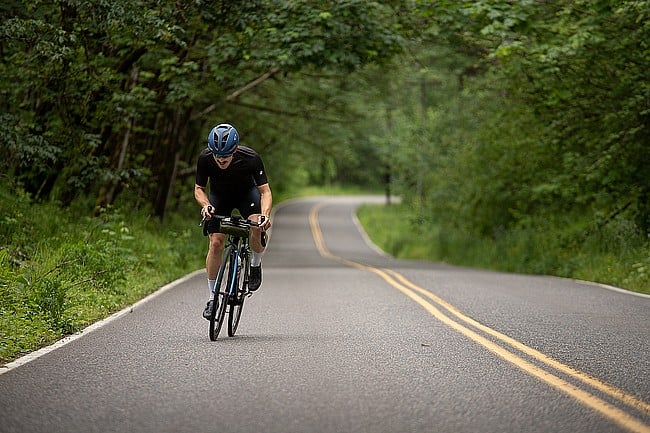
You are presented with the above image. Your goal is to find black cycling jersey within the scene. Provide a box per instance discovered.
[195,146,269,196]
[196,145,268,230]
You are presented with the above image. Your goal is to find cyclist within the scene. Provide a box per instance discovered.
[194,123,272,320]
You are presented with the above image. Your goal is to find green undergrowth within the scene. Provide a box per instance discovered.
[357,203,650,295]
[0,185,205,364]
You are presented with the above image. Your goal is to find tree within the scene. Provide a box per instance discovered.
[1,0,407,218]
[374,0,650,237]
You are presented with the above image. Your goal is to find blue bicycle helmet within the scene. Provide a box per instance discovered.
[207,123,239,157]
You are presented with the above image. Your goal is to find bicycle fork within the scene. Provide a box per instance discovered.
[236,248,253,299]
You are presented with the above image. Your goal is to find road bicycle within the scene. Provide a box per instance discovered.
[200,210,266,340]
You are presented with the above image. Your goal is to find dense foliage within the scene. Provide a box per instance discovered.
[4,0,646,234]
[373,0,650,232]
[1,0,404,218]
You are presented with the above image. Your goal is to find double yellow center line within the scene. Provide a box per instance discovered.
[309,203,650,433]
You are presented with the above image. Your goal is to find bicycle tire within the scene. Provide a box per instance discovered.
[227,296,244,336]
[227,253,248,336]
[209,246,234,341]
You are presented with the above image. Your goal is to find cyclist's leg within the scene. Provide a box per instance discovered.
[203,195,234,317]
[237,188,265,290]
[237,187,266,254]
[203,231,226,319]
[206,232,226,279]
[205,193,236,277]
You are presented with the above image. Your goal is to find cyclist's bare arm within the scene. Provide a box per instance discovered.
[194,184,212,218]
[256,183,272,231]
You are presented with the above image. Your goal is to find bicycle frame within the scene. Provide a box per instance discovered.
[224,235,250,299]
[202,214,263,340]
[219,216,257,296]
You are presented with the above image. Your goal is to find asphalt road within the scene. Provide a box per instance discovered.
[1,196,649,433]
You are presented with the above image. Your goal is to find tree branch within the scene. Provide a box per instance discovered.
[177,166,196,177]
[227,100,356,124]
[226,67,281,101]
[192,67,281,120]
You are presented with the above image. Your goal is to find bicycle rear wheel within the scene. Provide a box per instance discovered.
[209,246,234,341]
[227,253,248,336]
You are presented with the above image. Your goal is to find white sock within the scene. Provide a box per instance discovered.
[251,251,263,267]
[208,279,216,300]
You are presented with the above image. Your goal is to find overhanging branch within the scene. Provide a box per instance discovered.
[192,67,281,120]
[227,100,355,124]
[226,67,281,101]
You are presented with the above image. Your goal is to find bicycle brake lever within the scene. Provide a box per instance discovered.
[258,215,268,246]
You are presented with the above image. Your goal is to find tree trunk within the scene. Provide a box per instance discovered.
[153,108,193,220]
[95,66,139,213]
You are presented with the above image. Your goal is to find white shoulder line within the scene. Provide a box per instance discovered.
[0,269,204,375]
[351,211,392,258]
[567,277,650,299]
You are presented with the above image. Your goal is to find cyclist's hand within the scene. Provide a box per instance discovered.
[201,205,214,220]
[260,215,271,231]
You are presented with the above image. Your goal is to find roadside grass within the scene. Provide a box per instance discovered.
[0,186,205,364]
[357,203,650,295]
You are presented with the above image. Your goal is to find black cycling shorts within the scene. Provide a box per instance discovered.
[203,187,261,235]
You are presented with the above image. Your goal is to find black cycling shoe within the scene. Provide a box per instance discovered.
[202,299,217,320]
[249,265,262,291]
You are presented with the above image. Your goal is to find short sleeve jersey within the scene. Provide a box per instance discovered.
[195,146,268,197]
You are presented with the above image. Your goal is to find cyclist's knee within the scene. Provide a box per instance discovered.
[208,233,226,252]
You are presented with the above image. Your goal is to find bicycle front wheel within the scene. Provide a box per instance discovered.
[227,295,245,337]
[228,251,249,336]
[209,246,234,341]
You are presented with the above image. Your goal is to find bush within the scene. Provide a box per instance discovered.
[0,181,204,363]
[357,203,650,295]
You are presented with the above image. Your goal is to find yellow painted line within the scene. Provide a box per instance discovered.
[384,268,650,415]
[309,204,650,433]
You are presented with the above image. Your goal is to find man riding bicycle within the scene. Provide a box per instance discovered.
[194,123,272,320]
